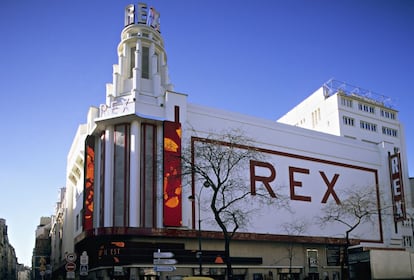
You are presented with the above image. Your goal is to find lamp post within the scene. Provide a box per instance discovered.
[188,181,210,275]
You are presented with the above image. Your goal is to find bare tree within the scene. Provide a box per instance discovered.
[318,186,380,280]
[281,220,308,280]
[182,128,286,280]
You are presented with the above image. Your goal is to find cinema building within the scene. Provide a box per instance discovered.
[50,3,413,280]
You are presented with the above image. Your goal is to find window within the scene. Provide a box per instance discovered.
[155,52,159,73]
[295,118,306,126]
[99,132,106,227]
[343,116,354,126]
[113,124,130,227]
[312,108,321,127]
[76,214,79,231]
[360,120,377,132]
[382,126,398,137]
[141,123,157,227]
[142,46,149,79]
[358,103,375,114]
[380,109,396,120]
[129,47,136,78]
[340,97,353,108]
[307,249,318,268]
[403,236,413,248]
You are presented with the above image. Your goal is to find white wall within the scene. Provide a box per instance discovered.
[370,250,414,279]
[186,103,385,241]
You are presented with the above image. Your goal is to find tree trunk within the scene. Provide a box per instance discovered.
[224,235,233,280]
[344,231,350,280]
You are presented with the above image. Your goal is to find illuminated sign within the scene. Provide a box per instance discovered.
[98,241,125,264]
[124,3,161,32]
[83,135,95,231]
[163,120,182,227]
[388,152,406,222]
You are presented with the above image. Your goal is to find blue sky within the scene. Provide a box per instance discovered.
[1,0,413,267]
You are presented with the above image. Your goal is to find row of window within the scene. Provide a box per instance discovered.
[342,116,398,137]
[311,108,321,127]
[360,120,377,132]
[403,236,413,248]
[358,103,375,114]
[340,97,396,120]
[129,45,160,79]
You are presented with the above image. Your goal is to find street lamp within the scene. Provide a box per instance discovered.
[188,181,210,275]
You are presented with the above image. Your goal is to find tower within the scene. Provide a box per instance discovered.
[84,3,187,232]
[100,3,179,122]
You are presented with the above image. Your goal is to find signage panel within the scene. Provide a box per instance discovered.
[163,120,182,227]
[65,253,77,263]
[80,264,88,276]
[65,262,76,272]
[192,137,381,242]
[389,152,406,222]
[154,258,177,265]
[83,136,95,231]
[153,252,174,258]
[80,251,89,265]
[154,266,176,272]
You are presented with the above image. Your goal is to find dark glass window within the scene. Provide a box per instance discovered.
[141,123,156,227]
[142,46,149,79]
[113,124,130,227]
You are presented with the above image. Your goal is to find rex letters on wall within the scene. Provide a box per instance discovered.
[192,138,382,242]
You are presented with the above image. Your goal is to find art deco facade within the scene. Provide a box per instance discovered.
[49,3,413,280]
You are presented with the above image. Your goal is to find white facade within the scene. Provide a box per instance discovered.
[59,124,89,258]
[277,79,401,144]
[277,79,412,248]
[187,104,384,242]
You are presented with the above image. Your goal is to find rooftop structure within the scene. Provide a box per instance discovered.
[278,79,403,149]
[323,79,395,109]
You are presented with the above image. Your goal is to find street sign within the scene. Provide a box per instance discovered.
[154,265,176,272]
[80,264,88,276]
[153,258,177,265]
[66,271,75,279]
[153,252,174,258]
[80,251,89,265]
[65,262,76,272]
[66,253,77,263]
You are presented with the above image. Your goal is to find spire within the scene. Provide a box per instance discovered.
[105,3,173,108]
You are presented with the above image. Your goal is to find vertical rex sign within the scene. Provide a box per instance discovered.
[389,152,406,223]
[163,113,182,227]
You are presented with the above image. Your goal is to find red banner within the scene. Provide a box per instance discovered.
[163,121,182,227]
[83,135,95,231]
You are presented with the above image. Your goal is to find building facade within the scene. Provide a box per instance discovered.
[32,217,52,280]
[49,3,413,280]
[0,218,17,280]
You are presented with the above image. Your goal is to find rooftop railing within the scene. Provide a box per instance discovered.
[323,79,394,109]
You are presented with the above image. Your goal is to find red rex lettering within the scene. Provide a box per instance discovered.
[250,160,341,204]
